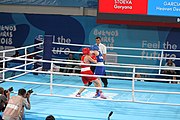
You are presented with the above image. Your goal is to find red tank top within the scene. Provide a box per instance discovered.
[81,55,90,68]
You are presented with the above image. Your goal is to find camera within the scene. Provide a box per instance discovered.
[4,87,13,95]
[26,89,33,98]
[25,89,33,98]
[27,89,33,94]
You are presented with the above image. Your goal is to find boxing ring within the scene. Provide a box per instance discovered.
[0,39,180,120]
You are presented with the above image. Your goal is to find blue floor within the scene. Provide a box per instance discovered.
[1,73,180,120]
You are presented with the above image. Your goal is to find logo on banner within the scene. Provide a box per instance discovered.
[0,25,16,46]
[93,28,119,50]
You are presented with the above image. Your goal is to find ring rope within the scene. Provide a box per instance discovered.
[52,42,180,61]
[53,42,90,47]
[3,78,180,106]
[52,58,174,72]
[6,67,42,80]
[2,66,180,83]
[1,56,180,84]
[1,42,180,106]
[2,57,180,79]
[52,49,180,60]
[6,57,180,73]
[3,78,180,95]
[5,56,180,71]
[52,50,82,54]
[0,60,37,74]
[51,65,180,79]
[53,42,180,52]
[0,42,43,53]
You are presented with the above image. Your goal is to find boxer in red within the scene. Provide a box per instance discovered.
[75,47,106,99]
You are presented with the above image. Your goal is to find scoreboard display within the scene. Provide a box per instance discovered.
[97,0,180,28]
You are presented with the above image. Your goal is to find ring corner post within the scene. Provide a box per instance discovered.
[42,35,53,71]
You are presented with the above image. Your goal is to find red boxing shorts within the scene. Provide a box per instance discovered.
[80,70,97,85]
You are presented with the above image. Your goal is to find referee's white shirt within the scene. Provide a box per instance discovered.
[96,43,107,55]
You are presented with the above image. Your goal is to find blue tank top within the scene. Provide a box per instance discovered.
[94,51,105,75]
[96,51,104,62]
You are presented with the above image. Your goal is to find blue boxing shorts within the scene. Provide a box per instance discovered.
[94,66,105,75]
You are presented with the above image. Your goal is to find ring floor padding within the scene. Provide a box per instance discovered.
[1,73,180,120]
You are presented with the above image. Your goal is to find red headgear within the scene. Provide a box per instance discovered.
[82,48,90,55]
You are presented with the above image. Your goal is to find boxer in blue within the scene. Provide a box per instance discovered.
[90,45,106,98]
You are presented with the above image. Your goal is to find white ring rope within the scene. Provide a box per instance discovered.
[53,42,180,52]
[3,77,180,106]
[51,58,180,72]
[52,63,180,79]
[6,67,42,80]
[2,64,180,83]
[52,50,82,54]
[2,56,180,81]
[52,58,81,63]
[0,46,43,64]
[1,42,180,106]
[51,58,180,80]
[53,42,180,60]
[0,42,43,53]
[2,67,134,80]
[52,58,161,68]
[4,56,180,72]
[107,46,180,52]
[3,77,180,96]
[53,42,90,47]
[52,50,180,61]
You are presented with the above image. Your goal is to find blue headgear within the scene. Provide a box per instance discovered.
[90,45,99,51]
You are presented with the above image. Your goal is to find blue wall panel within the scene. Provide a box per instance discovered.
[0,12,180,67]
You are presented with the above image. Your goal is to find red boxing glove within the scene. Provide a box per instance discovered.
[91,54,96,60]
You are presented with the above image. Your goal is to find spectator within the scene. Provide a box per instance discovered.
[162,59,177,83]
[26,50,33,59]
[3,88,31,120]
[53,64,60,72]
[63,53,76,73]
[135,74,144,82]
[45,115,55,120]
[0,87,10,118]
[12,50,20,57]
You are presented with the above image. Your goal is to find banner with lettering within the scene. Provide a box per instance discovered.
[0,12,180,67]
